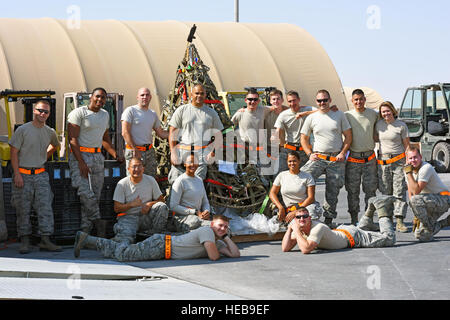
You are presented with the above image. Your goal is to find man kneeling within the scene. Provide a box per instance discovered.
[281,205,396,254]
[74,214,240,261]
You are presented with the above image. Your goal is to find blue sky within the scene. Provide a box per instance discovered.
[1,0,449,106]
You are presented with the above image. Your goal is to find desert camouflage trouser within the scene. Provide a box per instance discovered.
[345,151,378,217]
[125,147,157,177]
[111,202,169,244]
[172,214,211,233]
[11,171,54,237]
[69,152,104,231]
[337,220,396,248]
[301,157,345,219]
[377,156,408,218]
[277,147,309,175]
[409,193,450,241]
[96,233,166,262]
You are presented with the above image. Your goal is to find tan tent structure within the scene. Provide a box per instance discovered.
[0,18,348,136]
[344,86,384,110]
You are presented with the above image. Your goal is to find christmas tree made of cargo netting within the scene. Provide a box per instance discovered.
[154,25,270,216]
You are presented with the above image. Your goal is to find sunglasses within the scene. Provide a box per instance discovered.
[295,214,310,220]
[316,99,329,103]
[247,98,259,102]
[36,108,50,114]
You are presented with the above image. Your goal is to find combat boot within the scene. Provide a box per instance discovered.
[94,219,107,238]
[38,236,62,252]
[358,202,379,231]
[19,235,31,254]
[395,217,408,233]
[74,231,99,258]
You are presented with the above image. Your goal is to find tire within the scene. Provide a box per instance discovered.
[432,142,450,173]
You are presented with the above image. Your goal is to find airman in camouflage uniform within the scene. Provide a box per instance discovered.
[121,87,168,177]
[375,101,410,232]
[344,89,379,225]
[67,88,123,236]
[169,153,212,232]
[273,90,316,175]
[404,147,450,241]
[300,90,352,227]
[9,100,61,253]
[111,157,168,244]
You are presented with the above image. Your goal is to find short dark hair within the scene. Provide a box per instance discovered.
[352,89,365,97]
[287,151,300,160]
[246,88,259,97]
[286,90,300,99]
[91,87,107,96]
[316,89,331,98]
[128,157,144,168]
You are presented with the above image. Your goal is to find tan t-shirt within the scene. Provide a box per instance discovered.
[345,108,379,152]
[169,103,223,146]
[67,106,109,148]
[375,119,409,155]
[121,105,161,145]
[407,161,448,194]
[301,110,351,153]
[306,221,349,250]
[9,122,60,168]
[171,226,226,259]
[273,170,315,206]
[113,174,162,216]
[275,107,314,144]
[231,105,272,144]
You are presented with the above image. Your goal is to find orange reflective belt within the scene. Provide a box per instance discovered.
[126,144,153,151]
[347,152,376,164]
[440,191,450,196]
[19,167,45,175]
[177,144,209,151]
[377,153,405,165]
[283,144,308,151]
[165,235,172,259]
[248,145,264,151]
[79,146,102,153]
[316,154,338,162]
[117,213,127,218]
[334,229,355,248]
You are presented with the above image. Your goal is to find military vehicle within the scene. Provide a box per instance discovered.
[398,83,450,172]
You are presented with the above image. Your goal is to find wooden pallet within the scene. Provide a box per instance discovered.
[231,231,285,243]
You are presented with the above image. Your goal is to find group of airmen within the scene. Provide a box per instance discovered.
[8,83,450,261]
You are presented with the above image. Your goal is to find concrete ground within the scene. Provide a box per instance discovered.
[0,173,449,301]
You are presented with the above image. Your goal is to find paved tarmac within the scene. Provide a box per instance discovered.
[0,173,449,301]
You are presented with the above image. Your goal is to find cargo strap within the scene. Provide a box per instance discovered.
[316,153,338,162]
[126,144,153,152]
[165,235,172,259]
[347,152,376,164]
[79,146,102,153]
[440,191,450,196]
[19,167,45,175]
[204,99,223,105]
[377,153,405,165]
[205,178,233,199]
[334,229,355,248]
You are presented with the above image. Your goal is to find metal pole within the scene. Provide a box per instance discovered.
[235,0,239,22]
